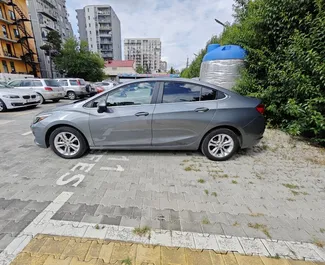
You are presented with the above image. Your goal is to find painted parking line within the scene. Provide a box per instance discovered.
[21,131,32,136]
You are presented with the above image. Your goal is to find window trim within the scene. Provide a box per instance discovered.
[157,81,222,104]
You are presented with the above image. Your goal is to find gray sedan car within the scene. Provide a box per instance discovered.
[31,78,265,161]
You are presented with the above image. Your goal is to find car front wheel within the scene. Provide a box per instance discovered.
[49,126,88,159]
[201,128,240,161]
[0,99,7,112]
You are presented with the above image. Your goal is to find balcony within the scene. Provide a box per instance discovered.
[0,15,12,24]
[99,26,111,31]
[0,52,21,60]
[0,35,17,43]
[98,19,110,24]
[38,8,58,21]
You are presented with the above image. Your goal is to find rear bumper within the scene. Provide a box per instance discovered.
[241,115,266,148]
[42,92,65,100]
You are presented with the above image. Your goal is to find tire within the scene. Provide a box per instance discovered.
[201,128,240,161]
[37,93,45,104]
[67,91,76,100]
[0,99,7,112]
[49,126,88,159]
[52,99,60,103]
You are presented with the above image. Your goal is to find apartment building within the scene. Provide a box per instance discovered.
[124,38,161,73]
[76,5,121,61]
[27,0,73,78]
[0,0,39,76]
[160,60,167,72]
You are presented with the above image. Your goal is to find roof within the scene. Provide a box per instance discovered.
[105,60,134,68]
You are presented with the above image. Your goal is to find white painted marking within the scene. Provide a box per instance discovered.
[0,120,14,125]
[100,165,124,172]
[21,131,32,136]
[0,191,73,265]
[71,162,95,173]
[107,156,129,161]
[56,173,85,187]
[89,154,103,162]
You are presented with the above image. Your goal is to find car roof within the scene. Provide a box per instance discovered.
[56,78,84,80]
[119,78,238,96]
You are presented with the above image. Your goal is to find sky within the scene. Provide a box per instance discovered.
[66,0,235,70]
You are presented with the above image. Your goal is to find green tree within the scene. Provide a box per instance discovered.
[169,67,176,74]
[54,38,105,82]
[136,65,145,74]
[40,30,62,55]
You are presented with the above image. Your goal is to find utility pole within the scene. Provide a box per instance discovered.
[186,57,189,68]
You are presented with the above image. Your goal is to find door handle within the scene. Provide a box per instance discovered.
[195,107,209,112]
[135,112,149,117]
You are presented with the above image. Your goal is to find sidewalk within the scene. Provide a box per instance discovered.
[10,234,325,265]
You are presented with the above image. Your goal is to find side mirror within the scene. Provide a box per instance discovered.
[97,100,107,113]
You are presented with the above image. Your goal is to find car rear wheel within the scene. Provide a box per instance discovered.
[49,126,88,159]
[0,99,7,112]
[67,91,76,100]
[201,128,239,161]
[52,99,60,103]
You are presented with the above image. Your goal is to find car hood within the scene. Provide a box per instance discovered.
[0,88,36,95]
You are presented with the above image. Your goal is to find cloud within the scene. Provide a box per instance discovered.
[66,0,234,70]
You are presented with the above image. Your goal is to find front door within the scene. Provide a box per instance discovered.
[152,81,218,147]
[89,81,158,146]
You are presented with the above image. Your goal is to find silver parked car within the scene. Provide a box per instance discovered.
[56,78,89,100]
[8,79,65,104]
[31,78,265,161]
[0,82,40,112]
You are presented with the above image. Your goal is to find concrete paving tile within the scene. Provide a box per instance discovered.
[101,215,121,226]
[0,220,30,237]
[60,238,92,260]
[81,214,104,224]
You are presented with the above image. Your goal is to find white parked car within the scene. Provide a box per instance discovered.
[56,78,89,100]
[8,79,65,104]
[0,82,40,112]
[94,81,115,91]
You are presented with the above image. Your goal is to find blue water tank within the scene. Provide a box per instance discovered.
[203,45,246,61]
[200,44,246,90]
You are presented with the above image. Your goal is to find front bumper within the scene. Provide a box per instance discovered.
[2,97,40,109]
[31,122,48,148]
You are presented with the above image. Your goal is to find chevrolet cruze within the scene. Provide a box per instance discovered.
[31,78,265,161]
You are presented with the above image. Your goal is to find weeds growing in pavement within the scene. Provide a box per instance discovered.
[202,217,210,225]
[197,179,206,183]
[133,226,151,237]
[313,238,325,248]
[121,257,132,265]
[248,223,271,239]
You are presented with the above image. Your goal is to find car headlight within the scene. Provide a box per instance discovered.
[3,95,20,99]
[33,114,52,124]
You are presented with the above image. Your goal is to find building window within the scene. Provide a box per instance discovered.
[13,28,19,38]
[10,61,15,73]
[88,16,90,20]
[2,25,8,38]
[89,23,91,27]
[9,10,15,20]
[2,61,8,73]
[0,8,3,19]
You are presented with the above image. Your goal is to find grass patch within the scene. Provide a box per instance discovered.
[268,253,281,259]
[283,183,299,189]
[248,223,271,239]
[204,189,209,195]
[197,179,206,184]
[233,175,240,178]
[287,198,296,201]
[233,222,240,227]
[255,173,263,180]
[248,181,254,184]
[301,191,309,195]
[249,213,264,217]
[211,192,217,197]
[306,157,325,166]
[184,164,201,172]
[231,180,238,184]
[202,217,210,225]
[121,257,132,265]
[291,190,300,196]
[313,238,325,248]
[320,228,325,233]
[133,226,151,237]
[220,174,230,178]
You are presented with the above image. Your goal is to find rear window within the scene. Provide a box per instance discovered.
[58,80,68,86]
[44,79,60,87]
[79,79,86,85]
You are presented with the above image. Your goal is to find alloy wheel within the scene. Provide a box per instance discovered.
[208,134,234,158]
[54,132,80,157]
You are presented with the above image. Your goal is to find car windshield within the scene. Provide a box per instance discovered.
[44,79,60,87]
[0,83,13,89]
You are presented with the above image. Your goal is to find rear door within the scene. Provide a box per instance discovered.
[152,81,218,147]
[57,80,69,94]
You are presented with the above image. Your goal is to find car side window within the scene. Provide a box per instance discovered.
[58,80,68,86]
[84,92,108,108]
[8,80,21,86]
[106,82,155,106]
[163,82,201,103]
[69,80,78,86]
[33,81,43,87]
[201,87,217,101]
[21,80,32,86]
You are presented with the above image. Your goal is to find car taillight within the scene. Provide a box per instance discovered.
[77,80,81,85]
[97,86,104,93]
[256,104,265,115]
[44,87,53,91]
